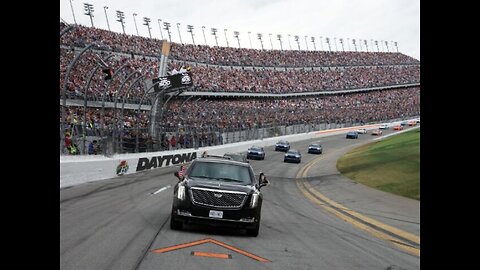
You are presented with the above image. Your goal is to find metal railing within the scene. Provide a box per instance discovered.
[60,114,419,156]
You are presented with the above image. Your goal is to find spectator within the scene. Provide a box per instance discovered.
[170,135,177,149]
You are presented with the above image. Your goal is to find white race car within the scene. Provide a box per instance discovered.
[355,128,367,134]
[379,124,389,129]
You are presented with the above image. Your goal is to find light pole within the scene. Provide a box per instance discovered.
[143,17,152,38]
[277,34,283,50]
[375,40,379,52]
[116,11,126,34]
[163,22,172,42]
[364,40,368,52]
[394,41,399,52]
[319,36,323,51]
[132,13,139,35]
[177,23,183,44]
[234,31,240,48]
[187,25,195,45]
[294,35,300,50]
[339,38,344,52]
[211,28,218,46]
[202,26,207,45]
[257,33,264,50]
[311,37,316,50]
[248,32,252,48]
[304,35,309,50]
[269,33,273,50]
[385,41,389,52]
[224,29,229,47]
[157,19,164,39]
[288,34,292,50]
[69,0,77,24]
[352,39,357,52]
[84,3,94,27]
[325,37,331,52]
[103,6,110,31]
[334,37,338,51]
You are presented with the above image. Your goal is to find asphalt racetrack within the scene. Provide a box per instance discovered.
[60,125,420,270]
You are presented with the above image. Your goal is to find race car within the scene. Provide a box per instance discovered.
[355,128,367,134]
[275,140,290,152]
[371,129,383,136]
[346,131,359,139]
[393,125,404,131]
[379,124,389,129]
[284,150,302,163]
[246,146,265,160]
[307,143,323,154]
[408,121,417,126]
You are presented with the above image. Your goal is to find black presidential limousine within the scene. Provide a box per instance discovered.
[170,156,269,236]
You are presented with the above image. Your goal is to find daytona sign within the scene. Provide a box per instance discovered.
[136,152,197,171]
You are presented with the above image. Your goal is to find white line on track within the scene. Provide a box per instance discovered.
[151,185,171,195]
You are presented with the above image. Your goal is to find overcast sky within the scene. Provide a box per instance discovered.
[60,0,419,60]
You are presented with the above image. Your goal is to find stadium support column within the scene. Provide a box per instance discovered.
[82,54,114,154]
[151,40,171,145]
[61,43,94,154]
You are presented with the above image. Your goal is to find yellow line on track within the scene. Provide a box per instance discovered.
[296,155,420,256]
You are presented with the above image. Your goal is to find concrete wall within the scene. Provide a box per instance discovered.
[60,118,417,188]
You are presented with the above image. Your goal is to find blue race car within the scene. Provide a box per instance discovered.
[307,143,323,154]
[284,150,301,163]
[246,146,265,160]
[346,131,359,139]
[275,140,290,152]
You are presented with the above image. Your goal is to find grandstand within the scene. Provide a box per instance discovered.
[59,22,420,155]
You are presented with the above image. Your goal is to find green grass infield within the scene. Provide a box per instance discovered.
[337,128,420,200]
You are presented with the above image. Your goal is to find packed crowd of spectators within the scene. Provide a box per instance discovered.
[61,23,163,57]
[60,23,420,154]
[60,48,158,101]
[162,87,420,132]
[61,106,150,133]
[186,64,419,93]
[60,47,419,100]
[170,43,419,67]
[61,87,419,133]
[61,22,419,68]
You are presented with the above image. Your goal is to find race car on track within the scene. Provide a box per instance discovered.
[346,131,359,139]
[307,143,323,154]
[275,140,290,152]
[355,128,367,134]
[246,146,265,160]
[284,150,302,163]
[371,129,383,135]
[393,125,404,131]
[171,156,269,237]
[379,124,389,129]
[408,121,417,126]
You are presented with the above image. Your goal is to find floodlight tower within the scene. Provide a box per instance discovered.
[84,3,94,27]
